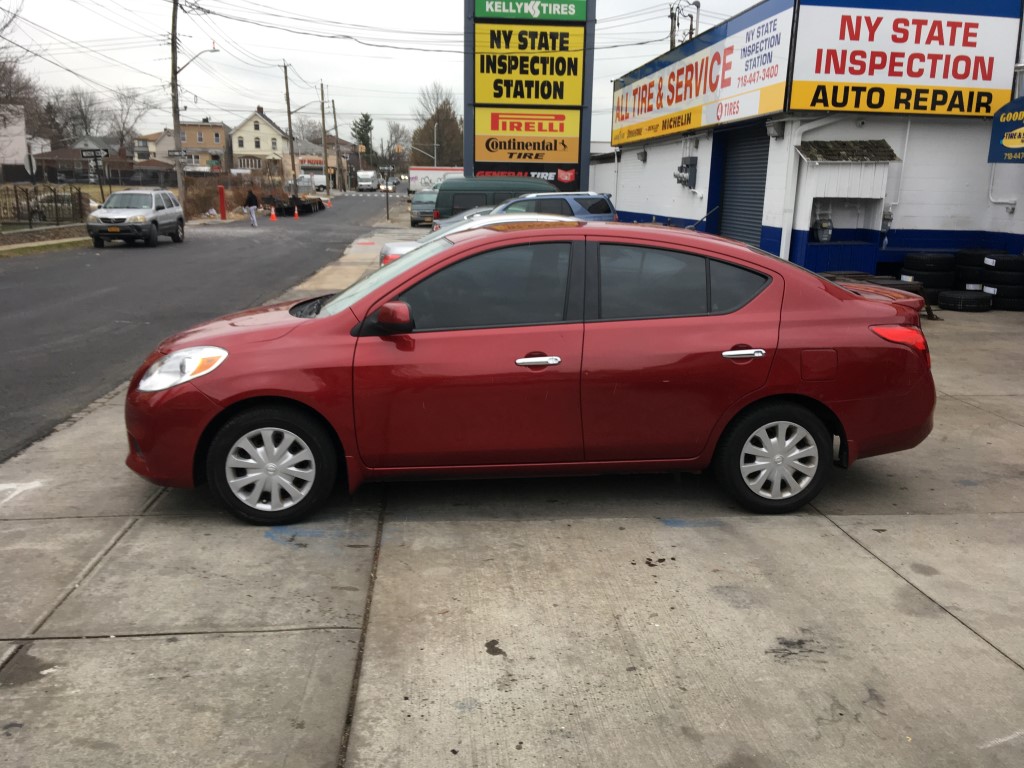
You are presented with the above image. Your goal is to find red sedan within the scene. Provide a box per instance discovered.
[125,221,935,524]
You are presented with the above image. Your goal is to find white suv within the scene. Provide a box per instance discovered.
[87,189,185,248]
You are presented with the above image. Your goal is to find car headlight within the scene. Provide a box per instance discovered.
[127,214,147,223]
[138,346,228,392]
[88,212,102,222]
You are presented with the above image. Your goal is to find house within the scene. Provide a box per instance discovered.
[179,118,230,172]
[231,106,289,177]
[1,105,29,168]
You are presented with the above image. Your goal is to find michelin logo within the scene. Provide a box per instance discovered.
[484,1,579,18]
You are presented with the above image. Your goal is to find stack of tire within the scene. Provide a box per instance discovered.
[897,252,956,306]
[937,250,1024,312]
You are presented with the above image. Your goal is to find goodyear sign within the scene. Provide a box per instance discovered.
[989,97,1024,163]
[790,0,1020,115]
[475,108,580,163]
[612,0,793,145]
[475,23,585,105]
[475,0,586,21]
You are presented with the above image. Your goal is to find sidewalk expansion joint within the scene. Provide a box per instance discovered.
[1,625,363,643]
[336,489,387,768]
[817,508,1024,674]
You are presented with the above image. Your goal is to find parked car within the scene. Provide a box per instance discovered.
[431,176,556,220]
[87,189,185,248]
[431,205,495,232]
[125,220,935,525]
[382,211,576,266]
[409,189,438,227]
[491,191,618,221]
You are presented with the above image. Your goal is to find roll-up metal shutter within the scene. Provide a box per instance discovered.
[719,126,770,247]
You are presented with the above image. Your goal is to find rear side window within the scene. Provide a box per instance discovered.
[452,192,487,214]
[709,259,769,313]
[579,197,612,214]
[598,245,708,320]
[401,243,571,331]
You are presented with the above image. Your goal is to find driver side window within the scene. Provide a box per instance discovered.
[400,243,571,331]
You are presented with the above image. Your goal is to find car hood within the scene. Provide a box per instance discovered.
[158,301,306,352]
[95,206,154,218]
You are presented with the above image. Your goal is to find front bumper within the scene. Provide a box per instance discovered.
[88,222,147,238]
[125,381,222,488]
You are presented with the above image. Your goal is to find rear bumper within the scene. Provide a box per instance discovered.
[838,372,936,464]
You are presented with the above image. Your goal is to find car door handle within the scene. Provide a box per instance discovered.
[516,356,562,367]
[721,349,766,359]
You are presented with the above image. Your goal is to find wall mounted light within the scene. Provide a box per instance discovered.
[765,121,784,139]
[637,149,648,163]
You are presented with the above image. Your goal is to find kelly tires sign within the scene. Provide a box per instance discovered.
[789,0,1021,116]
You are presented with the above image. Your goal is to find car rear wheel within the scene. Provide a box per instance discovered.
[714,403,831,514]
[207,406,338,525]
[171,221,185,243]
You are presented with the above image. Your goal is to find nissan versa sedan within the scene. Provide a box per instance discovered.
[125,221,935,525]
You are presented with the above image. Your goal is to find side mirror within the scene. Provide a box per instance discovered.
[376,301,414,335]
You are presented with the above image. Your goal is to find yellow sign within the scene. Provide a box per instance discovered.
[475,108,580,163]
[790,82,1009,116]
[475,23,584,106]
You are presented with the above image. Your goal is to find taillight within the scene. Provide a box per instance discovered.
[432,210,439,219]
[381,253,402,266]
[871,325,930,368]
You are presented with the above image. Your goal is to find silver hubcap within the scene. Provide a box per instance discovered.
[739,420,819,500]
[225,427,316,512]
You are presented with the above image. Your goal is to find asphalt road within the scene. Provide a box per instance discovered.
[0,194,390,463]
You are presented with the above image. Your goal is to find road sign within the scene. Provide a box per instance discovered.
[167,150,189,157]
[80,149,109,159]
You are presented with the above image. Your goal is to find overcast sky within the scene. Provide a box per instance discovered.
[4,0,757,144]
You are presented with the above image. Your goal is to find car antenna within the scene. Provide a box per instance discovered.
[686,206,719,230]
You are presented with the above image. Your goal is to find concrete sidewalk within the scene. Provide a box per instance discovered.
[1,227,1023,768]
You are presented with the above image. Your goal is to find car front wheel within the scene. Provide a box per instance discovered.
[714,403,831,514]
[146,223,159,247]
[206,406,338,525]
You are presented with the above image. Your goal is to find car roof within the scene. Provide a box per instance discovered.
[510,191,612,200]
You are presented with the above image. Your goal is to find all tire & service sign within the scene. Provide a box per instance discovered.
[466,0,595,189]
[611,0,795,144]
[789,0,1022,116]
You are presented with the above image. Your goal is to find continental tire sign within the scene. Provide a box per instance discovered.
[467,0,593,190]
[790,0,1020,115]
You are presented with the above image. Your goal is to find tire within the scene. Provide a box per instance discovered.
[955,265,986,288]
[206,406,338,525]
[936,290,992,312]
[146,223,159,248]
[980,269,1024,287]
[92,236,105,248]
[955,249,1003,268]
[898,269,955,289]
[171,220,185,243]
[714,403,832,514]
[985,253,1024,272]
[993,296,1024,311]
[903,252,955,271]
[983,284,1024,300]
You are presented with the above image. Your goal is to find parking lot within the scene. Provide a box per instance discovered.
[1,229,1023,768]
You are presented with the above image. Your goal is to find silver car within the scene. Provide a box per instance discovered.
[380,212,578,266]
[87,189,185,248]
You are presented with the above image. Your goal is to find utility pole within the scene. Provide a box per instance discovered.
[283,62,297,195]
[320,82,330,193]
[331,99,342,191]
[170,0,184,204]
[670,2,677,48]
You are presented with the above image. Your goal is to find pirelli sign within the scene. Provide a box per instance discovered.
[466,0,594,190]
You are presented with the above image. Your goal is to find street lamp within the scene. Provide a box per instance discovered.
[170,0,218,205]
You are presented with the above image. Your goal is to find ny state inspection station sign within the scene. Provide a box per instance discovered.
[467,0,594,189]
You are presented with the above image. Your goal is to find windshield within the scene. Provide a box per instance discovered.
[317,237,455,317]
[412,191,438,204]
[104,193,153,209]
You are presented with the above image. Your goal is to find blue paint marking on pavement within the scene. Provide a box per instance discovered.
[661,518,725,528]
[265,525,354,546]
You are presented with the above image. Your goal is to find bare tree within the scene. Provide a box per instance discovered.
[295,115,323,145]
[384,120,411,170]
[414,82,456,125]
[107,86,156,153]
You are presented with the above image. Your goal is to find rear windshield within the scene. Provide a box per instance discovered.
[580,197,613,214]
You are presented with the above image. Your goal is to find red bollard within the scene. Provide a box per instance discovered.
[218,185,226,221]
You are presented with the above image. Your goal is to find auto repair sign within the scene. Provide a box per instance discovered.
[611,0,794,145]
[790,0,1021,115]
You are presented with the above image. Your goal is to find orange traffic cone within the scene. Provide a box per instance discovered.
[293,205,299,220]
[325,198,332,208]
[270,206,277,222]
